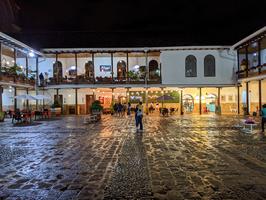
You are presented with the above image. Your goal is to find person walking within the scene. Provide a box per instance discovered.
[261,104,266,133]
[134,105,139,128]
[136,106,143,131]
[127,102,131,116]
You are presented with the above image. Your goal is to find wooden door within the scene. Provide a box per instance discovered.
[54,94,63,113]
[86,95,94,114]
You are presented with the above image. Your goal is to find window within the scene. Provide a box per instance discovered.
[204,55,215,77]
[185,55,197,77]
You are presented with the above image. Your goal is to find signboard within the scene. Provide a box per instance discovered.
[100,65,111,72]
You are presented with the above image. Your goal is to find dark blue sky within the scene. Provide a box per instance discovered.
[12,0,266,49]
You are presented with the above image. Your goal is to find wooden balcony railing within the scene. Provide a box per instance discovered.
[45,75,161,86]
[0,73,35,85]
[236,63,266,79]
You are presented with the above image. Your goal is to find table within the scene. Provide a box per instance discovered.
[240,120,258,133]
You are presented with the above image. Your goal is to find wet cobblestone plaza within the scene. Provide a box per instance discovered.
[1,115,266,200]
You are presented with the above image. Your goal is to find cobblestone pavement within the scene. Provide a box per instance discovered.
[0,115,266,199]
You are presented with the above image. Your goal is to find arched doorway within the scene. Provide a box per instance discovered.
[85,61,94,80]
[183,94,194,113]
[53,61,63,83]
[149,60,159,79]
[117,60,126,80]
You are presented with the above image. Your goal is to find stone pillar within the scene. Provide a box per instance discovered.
[199,88,202,115]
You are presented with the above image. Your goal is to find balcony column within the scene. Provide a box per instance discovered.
[217,87,221,106]
[237,85,240,114]
[75,88,78,115]
[75,53,78,83]
[14,86,17,111]
[26,88,29,110]
[246,82,249,115]
[0,86,3,112]
[180,89,183,115]
[55,53,58,84]
[259,80,262,112]
[111,52,114,82]
[35,57,39,110]
[26,56,29,83]
[92,53,95,84]
[258,40,261,74]
[245,46,248,78]
[199,87,202,115]
[126,52,129,83]
[145,50,148,84]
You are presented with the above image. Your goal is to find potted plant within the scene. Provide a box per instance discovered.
[51,100,62,116]
[91,100,103,120]
[0,111,5,122]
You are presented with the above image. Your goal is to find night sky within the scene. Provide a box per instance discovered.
[10,0,266,49]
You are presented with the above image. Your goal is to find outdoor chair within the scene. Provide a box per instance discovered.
[12,110,22,124]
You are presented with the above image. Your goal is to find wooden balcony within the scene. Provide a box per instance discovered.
[0,73,35,86]
[45,75,161,86]
[236,63,266,79]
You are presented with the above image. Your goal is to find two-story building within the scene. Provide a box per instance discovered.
[1,27,265,116]
[0,32,43,112]
[233,26,266,115]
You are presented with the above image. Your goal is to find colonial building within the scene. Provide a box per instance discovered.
[0,26,265,116]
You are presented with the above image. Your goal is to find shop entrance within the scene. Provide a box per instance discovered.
[86,95,95,114]
[183,94,194,113]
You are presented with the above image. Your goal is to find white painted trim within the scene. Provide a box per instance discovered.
[231,26,266,50]
[42,46,231,53]
[43,83,236,89]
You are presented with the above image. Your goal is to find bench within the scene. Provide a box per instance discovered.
[84,114,100,124]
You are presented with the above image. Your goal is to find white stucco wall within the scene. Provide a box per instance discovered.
[161,49,237,86]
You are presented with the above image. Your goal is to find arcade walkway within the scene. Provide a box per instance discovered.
[0,115,266,199]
